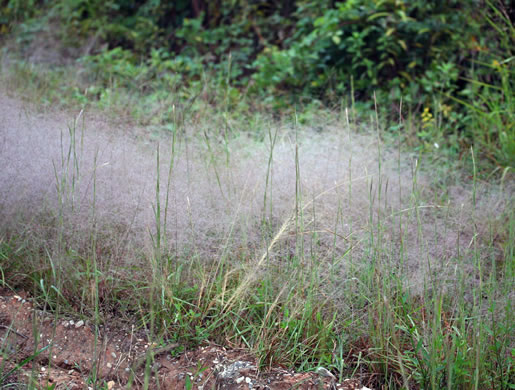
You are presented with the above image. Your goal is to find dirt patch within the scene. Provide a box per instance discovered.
[0,289,370,389]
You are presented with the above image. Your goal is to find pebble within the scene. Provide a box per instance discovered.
[236,377,244,384]
[75,320,84,328]
[107,381,115,390]
[316,366,335,378]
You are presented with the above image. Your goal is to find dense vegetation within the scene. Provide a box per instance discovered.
[1,0,513,168]
[0,1,513,389]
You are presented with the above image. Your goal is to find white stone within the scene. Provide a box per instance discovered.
[316,367,335,378]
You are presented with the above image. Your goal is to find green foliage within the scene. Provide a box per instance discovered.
[251,0,513,168]
[2,0,513,169]
[0,0,43,34]
[254,1,476,96]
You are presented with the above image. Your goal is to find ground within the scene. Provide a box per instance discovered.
[1,289,370,389]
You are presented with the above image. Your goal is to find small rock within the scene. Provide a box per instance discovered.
[236,377,245,384]
[218,361,254,379]
[316,366,335,379]
[69,320,75,325]
[111,352,117,358]
[245,377,251,384]
[107,380,115,390]
[106,362,112,368]
[75,320,84,328]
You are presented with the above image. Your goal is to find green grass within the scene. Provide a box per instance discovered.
[0,56,513,389]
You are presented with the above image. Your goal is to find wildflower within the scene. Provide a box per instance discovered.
[421,107,432,121]
[421,107,434,129]
[492,59,504,71]
[441,104,452,118]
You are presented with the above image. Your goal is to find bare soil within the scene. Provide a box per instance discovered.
[0,289,368,389]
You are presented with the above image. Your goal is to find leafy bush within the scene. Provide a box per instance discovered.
[252,0,513,168]
[2,0,513,168]
[254,1,475,97]
[0,0,47,36]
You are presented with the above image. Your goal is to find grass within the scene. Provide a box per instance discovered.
[0,58,514,389]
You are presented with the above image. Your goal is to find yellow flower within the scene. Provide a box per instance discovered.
[421,107,433,122]
[421,107,434,129]
[491,59,504,71]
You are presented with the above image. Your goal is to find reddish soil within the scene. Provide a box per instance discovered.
[0,289,369,389]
